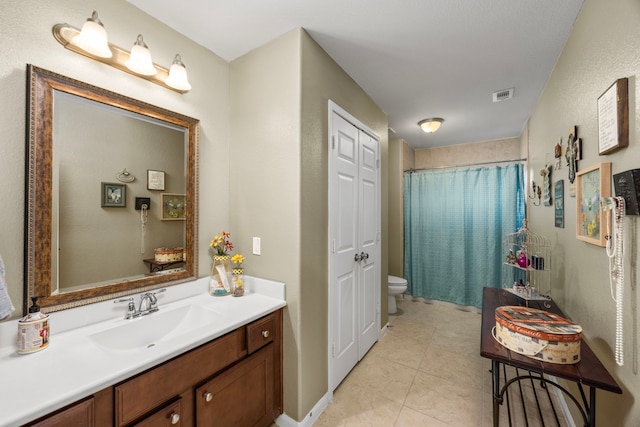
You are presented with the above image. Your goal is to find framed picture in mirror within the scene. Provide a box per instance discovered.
[101,182,126,207]
[161,193,186,220]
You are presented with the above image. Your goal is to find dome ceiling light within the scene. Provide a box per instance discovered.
[418,118,444,133]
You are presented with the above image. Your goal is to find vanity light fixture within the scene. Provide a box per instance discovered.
[52,11,191,93]
[165,54,192,91]
[125,34,157,76]
[70,11,112,58]
[418,118,444,133]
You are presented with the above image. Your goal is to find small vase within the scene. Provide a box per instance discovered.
[231,267,245,297]
[209,255,232,296]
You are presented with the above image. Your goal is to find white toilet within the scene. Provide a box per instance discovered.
[388,275,408,314]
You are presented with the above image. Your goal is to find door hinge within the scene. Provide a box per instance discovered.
[376,159,380,169]
[332,343,336,357]
[332,239,336,254]
[332,136,336,150]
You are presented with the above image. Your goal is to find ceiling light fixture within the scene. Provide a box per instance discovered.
[52,11,191,93]
[418,118,444,133]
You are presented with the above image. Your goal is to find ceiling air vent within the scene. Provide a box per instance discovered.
[492,87,514,103]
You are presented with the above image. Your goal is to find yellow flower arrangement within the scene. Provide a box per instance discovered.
[209,230,233,256]
[231,253,245,268]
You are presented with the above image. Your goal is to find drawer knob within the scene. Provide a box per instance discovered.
[262,330,270,338]
[204,391,213,402]
[170,412,180,425]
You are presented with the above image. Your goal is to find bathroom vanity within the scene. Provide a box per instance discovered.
[0,277,285,427]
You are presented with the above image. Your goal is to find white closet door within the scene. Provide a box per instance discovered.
[330,112,360,389]
[357,130,379,360]
[329,109,380,391]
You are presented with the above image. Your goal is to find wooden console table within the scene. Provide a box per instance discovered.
[481,287,621,426]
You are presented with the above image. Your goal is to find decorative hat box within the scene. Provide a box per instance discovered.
[154,247,184,263]
[493,306,582,365]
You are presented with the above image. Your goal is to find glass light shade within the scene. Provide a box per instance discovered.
[418,118,444,133]
[165,54,192,91]
[71,11,112,58]
[125,35,157,76]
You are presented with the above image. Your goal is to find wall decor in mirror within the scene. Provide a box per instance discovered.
[25,65,199,313]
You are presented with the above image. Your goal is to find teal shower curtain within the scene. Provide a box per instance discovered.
[403,164,525,308]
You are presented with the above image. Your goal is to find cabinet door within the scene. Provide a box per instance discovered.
[196,345,274,427]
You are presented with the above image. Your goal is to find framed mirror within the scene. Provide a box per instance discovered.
[25,65,199,313]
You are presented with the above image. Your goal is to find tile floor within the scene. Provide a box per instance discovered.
[313,296,570,426]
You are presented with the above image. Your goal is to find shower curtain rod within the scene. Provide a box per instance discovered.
[406,157,527,173]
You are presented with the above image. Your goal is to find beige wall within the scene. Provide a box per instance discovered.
[0,0,229,315]
[414,137,521,170]
[229,28,303,420]
[527,0,640,424]
[388,139,404,276]
[230,28,388,421]
[402,140,415,172]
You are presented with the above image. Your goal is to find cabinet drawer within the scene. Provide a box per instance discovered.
[247,313,276,354]
[27,397,94,427]
[133,399,182,427]
[115,328,244,426]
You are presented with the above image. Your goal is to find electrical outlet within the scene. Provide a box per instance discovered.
[135,197,151,210]
[253,237,261,255]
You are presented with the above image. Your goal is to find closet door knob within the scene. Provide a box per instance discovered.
[361,252,369,260]
[170,412,180,424]
[204,391,213,402]
[354,253,362,262]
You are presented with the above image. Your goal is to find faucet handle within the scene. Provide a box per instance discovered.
[114,297,137,319]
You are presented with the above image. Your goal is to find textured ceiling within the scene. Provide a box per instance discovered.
[128,0,583,149]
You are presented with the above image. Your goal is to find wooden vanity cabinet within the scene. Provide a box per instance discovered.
[22,309,282,427]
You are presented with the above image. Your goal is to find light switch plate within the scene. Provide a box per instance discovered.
[253,237,261,255]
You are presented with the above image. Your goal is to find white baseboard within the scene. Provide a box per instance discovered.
[548,375,577,427]
[275,391,332,427]
[379,322,389,339]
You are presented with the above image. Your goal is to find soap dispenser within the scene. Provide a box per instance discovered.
[17,296,50,354]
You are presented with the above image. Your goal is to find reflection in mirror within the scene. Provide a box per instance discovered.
[25,65,199,313]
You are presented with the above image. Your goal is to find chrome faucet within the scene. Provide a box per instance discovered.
[114,289,166,319]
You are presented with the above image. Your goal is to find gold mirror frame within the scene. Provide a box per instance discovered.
[25,65,199,313]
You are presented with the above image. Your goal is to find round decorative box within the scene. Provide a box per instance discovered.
[493,306,582,365]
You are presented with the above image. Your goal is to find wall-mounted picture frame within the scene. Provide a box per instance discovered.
[598,78,629,155]
[101,182,126,207]
[554,180,564,228]
[161,193,186,220]
[147,169,165,191]
[576,162,611,246]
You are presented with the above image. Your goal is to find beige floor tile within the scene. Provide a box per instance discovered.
[314,382,403,427]
[340,353,417,405]
[419,344,485,390]
[394,406,450,426]
[404,371,483,426]
[370,332,428,370]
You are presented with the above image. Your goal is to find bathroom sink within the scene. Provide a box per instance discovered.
[89,304,221,352]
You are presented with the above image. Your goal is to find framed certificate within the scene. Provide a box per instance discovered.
[147,169,165,191]
[598,78,628,155]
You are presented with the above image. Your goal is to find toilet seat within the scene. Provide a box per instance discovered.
[388,275,408,286]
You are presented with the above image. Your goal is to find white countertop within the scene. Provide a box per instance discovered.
[0,276,286,427]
